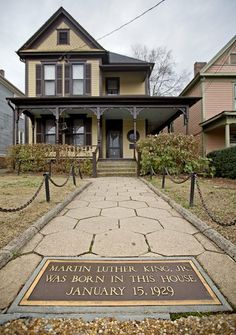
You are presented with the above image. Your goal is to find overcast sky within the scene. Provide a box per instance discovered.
[0,0,235,93]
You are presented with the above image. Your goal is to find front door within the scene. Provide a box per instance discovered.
[106,120,122,158]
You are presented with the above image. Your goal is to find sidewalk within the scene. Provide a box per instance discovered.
[0,177,235,311]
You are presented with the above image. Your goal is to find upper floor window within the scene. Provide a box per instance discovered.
[72,64,84,95]
[44,65,56,95]
[234,84,236,109]
[106,77,120,95]
[57,29,69,45]
[230,54,236,65]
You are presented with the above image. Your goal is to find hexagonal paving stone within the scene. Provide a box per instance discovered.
[101,207,135,219]
[105,195,131,201]
[35,230,92,256]
[147,230,204,256]
[66,207,100,220]
[20,233,43,254]
[66,200,89,209]
[92,229,148,256]
[88,201,117,209]
[136,207,173,220]
[119,200,148,209]
[76,216,118,234]
[41,216,78,235]
[158,217,198,234]
[120,217,162,234]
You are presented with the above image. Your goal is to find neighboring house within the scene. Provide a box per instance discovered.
[8,7,199,174]
[174,35,236,155]
[0,70,24,160]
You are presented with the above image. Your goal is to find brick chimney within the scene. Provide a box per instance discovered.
[0,69,5,77]
[194,62,207,76]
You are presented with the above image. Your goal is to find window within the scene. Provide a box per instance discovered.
[127,130,140,143]
[106,77,120,95]
[44,65,55,95]
[45,119,56,144]
[57,29,69,45]
[72,119,85,145]
[72,64,84,95]
[230,54,236,65]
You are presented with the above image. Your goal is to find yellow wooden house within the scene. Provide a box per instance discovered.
[8,7,199,176]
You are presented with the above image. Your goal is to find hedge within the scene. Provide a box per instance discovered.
[207,146,236,179]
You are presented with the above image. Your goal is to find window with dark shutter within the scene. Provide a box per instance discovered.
[36,64,42,96]
[85,63,91,95]
[56,64,63,95]
[57,30,69,45]
[64,63,71,95]
[36,119,43,143]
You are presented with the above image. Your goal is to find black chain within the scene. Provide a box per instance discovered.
[0,176,45,213]
[49,166,72,188]
[195,177,236,227]
[165,168,192,184]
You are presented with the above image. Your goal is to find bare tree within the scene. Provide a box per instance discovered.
[132,44,190,96]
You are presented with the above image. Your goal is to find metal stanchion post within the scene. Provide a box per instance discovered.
[189,173,196,207]
[72,165,76,186]
[162,168,166,189]
[44,172,50,202]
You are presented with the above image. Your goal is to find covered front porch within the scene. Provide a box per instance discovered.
[8,96,200,176]
[200,111,236,154]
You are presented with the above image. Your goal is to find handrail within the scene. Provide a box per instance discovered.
[134,145,141,177]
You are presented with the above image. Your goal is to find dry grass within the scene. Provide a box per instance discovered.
[150,175,236,244]
[0,172,78,249]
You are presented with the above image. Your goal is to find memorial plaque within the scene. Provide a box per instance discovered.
[20,259,222,307]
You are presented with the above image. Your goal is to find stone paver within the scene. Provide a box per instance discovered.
[88,200,117,209]
[195,233,223,253]
[0,254,42,309]
[20,233,43,254]
[66,207,100,220]
[136,207,173,220]
[147,230,205,256]
[92,229,148,256]
[66,199,89,209]
[119,200,148,209]
[35,230,92,256]
[158,217,198,234]
[120,216,162,234]
[101,207,135,219]
[197,251,236,307]
[76,216,119,234]
[40,216,77,235]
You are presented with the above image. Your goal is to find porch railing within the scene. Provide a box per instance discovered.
[134,145,141,177]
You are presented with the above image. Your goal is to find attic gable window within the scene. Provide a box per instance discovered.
[57,29,69,45]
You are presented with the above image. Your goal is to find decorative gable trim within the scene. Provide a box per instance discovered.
[17,7,104,55]
[200,35,236,74]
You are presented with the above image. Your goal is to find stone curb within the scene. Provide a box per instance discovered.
[140,177,236,262]
[0,180,92,270]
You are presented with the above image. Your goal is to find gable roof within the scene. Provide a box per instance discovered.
[17,7,104,55]
[181,35,236,95]
[200,34,236,73]
[0,74,24,96]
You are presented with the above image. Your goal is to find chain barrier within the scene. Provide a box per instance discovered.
[0,176,45,213]
[49,166,73,188]
[165,168,192,184]
[195,177,236,227]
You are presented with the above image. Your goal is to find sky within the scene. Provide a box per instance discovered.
[0,0,235,93]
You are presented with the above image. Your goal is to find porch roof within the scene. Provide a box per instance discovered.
[8,95,201,133]
[200,111,236,131]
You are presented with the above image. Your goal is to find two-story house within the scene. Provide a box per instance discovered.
[0,69,24,166]
[8,7,199,174]
[174,35,236,155]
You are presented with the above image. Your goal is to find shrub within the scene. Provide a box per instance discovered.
[7,144,93,176]
[138,133,210,175]
[207,146,236,179]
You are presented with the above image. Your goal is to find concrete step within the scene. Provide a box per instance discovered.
[97,171,137,177]
[97,168,136,173]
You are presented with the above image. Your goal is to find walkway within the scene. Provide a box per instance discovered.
[0,177,235,311]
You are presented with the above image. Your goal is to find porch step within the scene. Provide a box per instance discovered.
[97,159,137,177]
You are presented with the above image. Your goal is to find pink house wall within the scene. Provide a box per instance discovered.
[205,128,225,154]
[204,79,234,120]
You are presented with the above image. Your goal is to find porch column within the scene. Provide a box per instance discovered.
[133,107,137,159]
[97,107,102,157]
[32,119,35,144]
[225,122,230,148]
[54,107,60,145]
[15,108,20,145]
